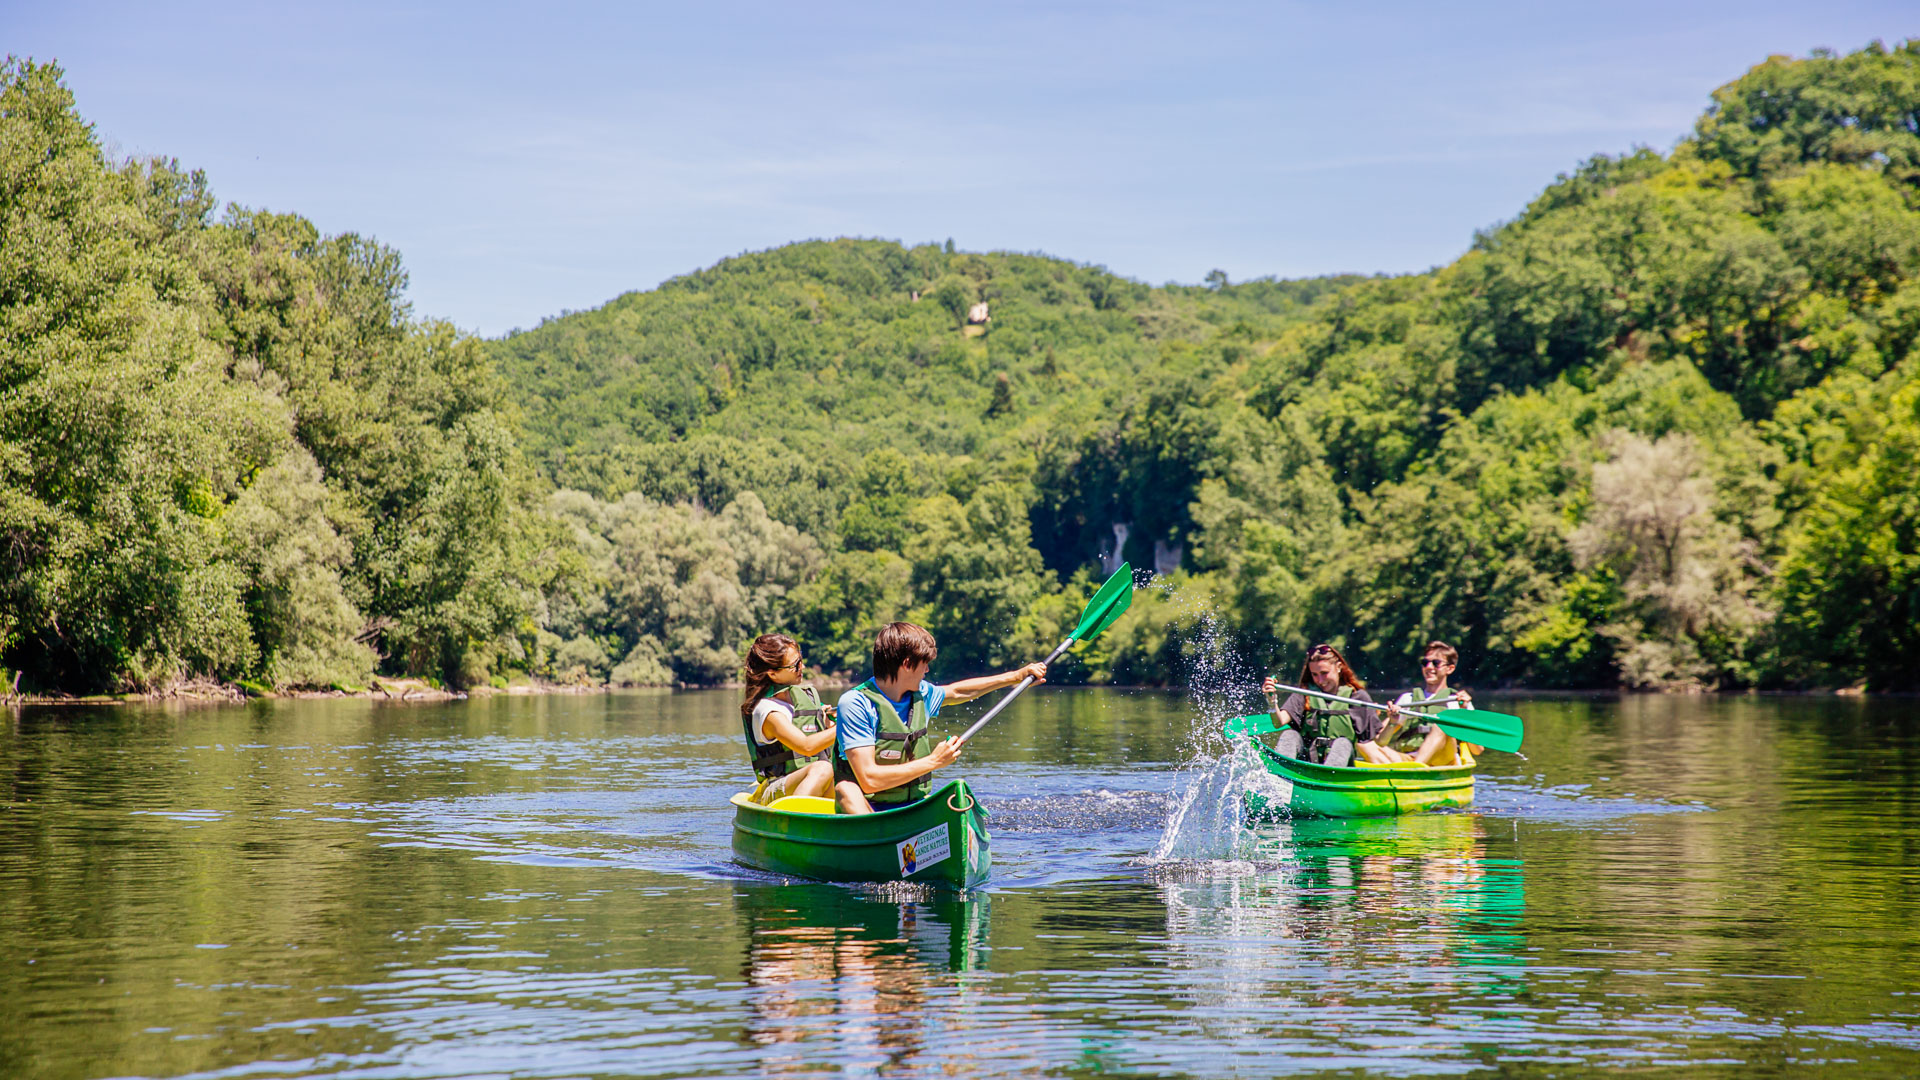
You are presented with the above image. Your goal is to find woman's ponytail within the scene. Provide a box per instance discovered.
[741,633,798,722]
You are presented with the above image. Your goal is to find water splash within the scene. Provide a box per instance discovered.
[1149,738,1286,864]
[1130,580,1287,866]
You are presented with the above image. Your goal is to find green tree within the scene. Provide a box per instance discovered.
[198,208,548,686]
[1694,41,1920,188]
[223,448,375,688]
[1771,378,1920,687]
[543,490,823,684]
[0,59,274,690]
[904,482,1053,672]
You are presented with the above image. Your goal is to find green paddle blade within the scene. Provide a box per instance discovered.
[1070,562,1134,643]
[1222,712,1281,738]
[1433,708,1524,753]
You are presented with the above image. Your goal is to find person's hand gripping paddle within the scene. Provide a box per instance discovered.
[957,563,1136,745]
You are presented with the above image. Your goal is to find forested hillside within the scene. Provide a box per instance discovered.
[5,41,1919,695]
[495,40,1920,692]
[491,241,1357,683]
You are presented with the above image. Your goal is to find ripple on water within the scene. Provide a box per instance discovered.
[1473,776,1713,821]
[982,788,1170,833]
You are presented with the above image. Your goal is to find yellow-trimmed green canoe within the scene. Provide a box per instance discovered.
[730,778,991,890]
[1231,717,1476,819]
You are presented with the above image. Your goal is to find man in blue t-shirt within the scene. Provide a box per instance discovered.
[834,621,1046,814]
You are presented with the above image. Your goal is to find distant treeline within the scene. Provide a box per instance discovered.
[4,41,1919,695]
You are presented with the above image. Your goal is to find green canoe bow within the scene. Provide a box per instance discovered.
[730,778,991,890]
[1228,713,1477,819]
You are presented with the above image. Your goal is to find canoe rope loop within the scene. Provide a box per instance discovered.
[948,791,975,813]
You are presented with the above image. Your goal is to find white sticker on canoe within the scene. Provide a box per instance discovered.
[897,824,951,876]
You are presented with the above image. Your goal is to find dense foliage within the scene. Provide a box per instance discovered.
[6,41,1920,694]
[0,59,557,694]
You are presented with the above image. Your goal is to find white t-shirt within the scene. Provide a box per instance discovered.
[751,696,797,746]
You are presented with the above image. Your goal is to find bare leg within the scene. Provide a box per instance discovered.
[1356,740,1412,764]
[793,760,834,799]
[834,780,874,815]
[1411,728,1451,765]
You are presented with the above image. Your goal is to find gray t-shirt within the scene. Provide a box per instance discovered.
[1280,688,1383,743]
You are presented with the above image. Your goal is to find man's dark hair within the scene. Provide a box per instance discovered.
[1424,641,1459,666]
[874,622,938,681]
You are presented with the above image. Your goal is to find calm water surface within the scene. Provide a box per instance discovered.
[1,688,1917,1077]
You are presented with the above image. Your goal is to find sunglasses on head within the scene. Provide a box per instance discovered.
[1308,644,1337,658]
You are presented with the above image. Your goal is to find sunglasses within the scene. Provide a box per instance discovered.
[776,656,805,672]
[1420,658,1448,668]
[1308,645,1337,658]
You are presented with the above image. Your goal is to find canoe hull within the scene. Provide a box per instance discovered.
[731,778,991,890]
[1243,741,1475,820]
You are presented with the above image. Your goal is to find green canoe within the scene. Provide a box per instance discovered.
[730,778,991,890]
[1229,715,1477,819]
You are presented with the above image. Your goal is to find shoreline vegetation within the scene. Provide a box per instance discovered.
[0,670,869,706]
[4,41,1920,699]
[2,675,610,707]
[1,677,1885,710]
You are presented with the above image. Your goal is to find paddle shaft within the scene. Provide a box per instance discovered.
[957,635,1073,744]
[1268,681,1390,714]
[1396,693,1465,710]
[1267,681,1456,735]
[1269,685,1463,714]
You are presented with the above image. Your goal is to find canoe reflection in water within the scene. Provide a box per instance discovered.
[1155,813,1528,1010]
[733,884,992,1070]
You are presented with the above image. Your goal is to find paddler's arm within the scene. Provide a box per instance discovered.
[762,708,836,757]
[1377,695,1411,743]
[1259,677,1301,728]
[1451,688,1482,754]
[844,739,962,795]
[1353,696,1408,763]
[942,661,1047,705]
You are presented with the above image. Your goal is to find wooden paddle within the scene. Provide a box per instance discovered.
[956,563,1135,744]
[1264,681,1525,753]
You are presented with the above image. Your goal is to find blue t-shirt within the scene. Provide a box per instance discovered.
[836,680,946,755]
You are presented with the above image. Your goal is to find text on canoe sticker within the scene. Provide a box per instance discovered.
[897,823,951,876]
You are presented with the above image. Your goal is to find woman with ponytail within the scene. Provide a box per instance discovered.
[741,634,837,805]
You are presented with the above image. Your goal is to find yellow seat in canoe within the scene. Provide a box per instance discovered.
[766,794,837,815]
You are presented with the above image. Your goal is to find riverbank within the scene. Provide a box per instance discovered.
[2,676,613,708]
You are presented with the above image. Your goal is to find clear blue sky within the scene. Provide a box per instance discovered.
[11,1,1913,337]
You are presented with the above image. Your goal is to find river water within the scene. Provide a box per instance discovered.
[1,688,1916,1077]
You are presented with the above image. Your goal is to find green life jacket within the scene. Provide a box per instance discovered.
[1390,686,1449,745]
[833,679,933,806]
[743,683,829,780]
[1300,684,1360,743]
